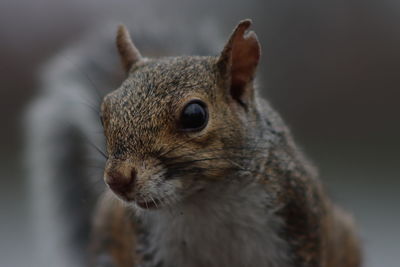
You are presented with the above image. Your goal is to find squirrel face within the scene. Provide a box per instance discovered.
[101,20,261,209]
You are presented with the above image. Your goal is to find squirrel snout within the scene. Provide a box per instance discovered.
[104,168,136,196]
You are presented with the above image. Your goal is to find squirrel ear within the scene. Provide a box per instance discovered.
[217,19,261,107]
[116,24,142,72]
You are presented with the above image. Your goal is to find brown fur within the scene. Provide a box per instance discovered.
[116,25,143,72]
[90,20,362,267]
[89,191,137,267]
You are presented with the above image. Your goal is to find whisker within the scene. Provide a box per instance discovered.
[86,140,108,160]
[60,54,104,103]
[150,196,159,209]
[74,100,101,114]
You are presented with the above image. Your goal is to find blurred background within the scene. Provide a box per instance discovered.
[1,0,399,266]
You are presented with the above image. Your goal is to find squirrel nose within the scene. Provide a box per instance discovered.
[105,169,136,195]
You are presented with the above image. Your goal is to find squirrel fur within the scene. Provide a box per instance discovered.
[88,20,362,267]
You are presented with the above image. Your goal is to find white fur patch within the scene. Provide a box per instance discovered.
[138,181,290,267]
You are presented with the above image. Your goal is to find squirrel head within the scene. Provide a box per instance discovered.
[101,20,262,209]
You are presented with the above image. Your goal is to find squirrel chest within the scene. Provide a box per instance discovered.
[136,183,290,267]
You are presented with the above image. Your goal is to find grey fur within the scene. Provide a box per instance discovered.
[139,181,290,267]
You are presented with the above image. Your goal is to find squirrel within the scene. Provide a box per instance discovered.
[88,20,362,267]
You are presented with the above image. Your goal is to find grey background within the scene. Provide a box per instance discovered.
[0,0,399,266]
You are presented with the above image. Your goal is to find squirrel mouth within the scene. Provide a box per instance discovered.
[135,198,162,209]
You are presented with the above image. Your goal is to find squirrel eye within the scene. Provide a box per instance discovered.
[180,100,208,131]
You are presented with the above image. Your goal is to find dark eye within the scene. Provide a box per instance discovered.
[180,100,208,131]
